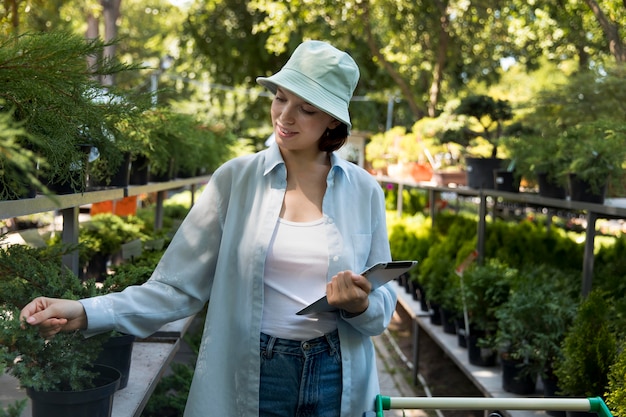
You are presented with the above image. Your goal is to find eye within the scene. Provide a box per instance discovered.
[301,107,316,115]
[274,95,286,103]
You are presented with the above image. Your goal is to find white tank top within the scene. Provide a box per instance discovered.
[261,217,337,340]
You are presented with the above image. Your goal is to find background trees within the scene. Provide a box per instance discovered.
[1,0,624,146]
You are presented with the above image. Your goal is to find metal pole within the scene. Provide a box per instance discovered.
[477,191,487,265]
[397,183,404,217]
[376,396,612,417]
[385,96,394,131]
[155,190,166,230]
[61,207,80,276]
[582,211,598,297]
[411,318,420,386]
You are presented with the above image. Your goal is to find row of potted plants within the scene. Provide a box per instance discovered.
[0,194,194,415]
[370,65,626,203]
[0,31,235,200]
[388,209,626,416]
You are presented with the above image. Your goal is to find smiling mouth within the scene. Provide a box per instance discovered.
[277,125,297,137]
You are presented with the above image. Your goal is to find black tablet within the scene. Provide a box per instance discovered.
[296,260,418,315]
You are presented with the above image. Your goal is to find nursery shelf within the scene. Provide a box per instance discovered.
[112,339,181,417]
[395,289,544,417]
[0,175,212,276]
[377,176,626,297]
[0,188,125,219]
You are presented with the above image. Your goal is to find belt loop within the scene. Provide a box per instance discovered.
[325,330,338,356]
[264,335,276,359]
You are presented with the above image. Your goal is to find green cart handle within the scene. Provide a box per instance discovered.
[374,395,613,417]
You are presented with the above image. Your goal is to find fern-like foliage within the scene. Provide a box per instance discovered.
[0,399,27,417]
[0,240,97,309]
[0,308,108,391]
[0,239,107,391]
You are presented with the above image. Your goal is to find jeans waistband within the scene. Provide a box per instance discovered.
[260,329,339,359]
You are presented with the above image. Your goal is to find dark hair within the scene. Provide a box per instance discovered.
[318,123,349,152]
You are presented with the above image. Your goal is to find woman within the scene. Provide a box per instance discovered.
[21,40,397,417]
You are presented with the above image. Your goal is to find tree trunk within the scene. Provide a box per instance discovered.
[101,0,122,86]
[359,0,426,121]
[86,12,100,80]
[9,0,19,33]
[428,0,451,118]
[583,0,626,63]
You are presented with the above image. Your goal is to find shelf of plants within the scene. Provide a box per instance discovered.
[378,176,626,296]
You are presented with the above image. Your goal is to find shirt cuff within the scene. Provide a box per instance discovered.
[79,296,116,338]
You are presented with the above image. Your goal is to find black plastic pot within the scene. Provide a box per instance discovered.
[493,170,519,192]
[467,331,498,367]
[95,333,136,389]
[501,357,536,395]
[537,172,567,199]
[429,302,442,326]
[27,364,120,417]
[568,174,606,204]
[542,372,566,417]
[129,154,150,185]
[439,308,458,335]
[80,252,110,282]
[90,152,132,189]
[465,157,504,190]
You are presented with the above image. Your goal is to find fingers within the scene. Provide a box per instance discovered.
[326,271,371,315]
[20,297,53,325]
[19,297,87,336]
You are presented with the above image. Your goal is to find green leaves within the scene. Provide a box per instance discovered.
[0,241,91,309]
[0,308,107,392]
[554,290,618,398]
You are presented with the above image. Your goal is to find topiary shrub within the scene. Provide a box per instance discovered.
[554,290,617,398]
[606,341,626,417]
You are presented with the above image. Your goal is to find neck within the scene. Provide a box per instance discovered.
[280,147,330,172]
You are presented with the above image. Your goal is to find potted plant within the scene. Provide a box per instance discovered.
[77,213,148,280]
[440,95,514,189]
[0,241,120,417]
[501,123,568,198]
[553,290,617,415]
[461,258,514,367]
[556,119,626,204]
[493,265,578,395]
[0,31,140,194]
[418,216,477,325]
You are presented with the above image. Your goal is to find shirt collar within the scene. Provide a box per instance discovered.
[263,142,353,184]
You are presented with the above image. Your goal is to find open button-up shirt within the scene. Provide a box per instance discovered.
[81,143,396,417]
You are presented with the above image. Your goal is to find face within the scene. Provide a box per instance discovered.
[271,87,340,153]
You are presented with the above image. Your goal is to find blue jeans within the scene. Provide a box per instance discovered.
[259,330,342,417]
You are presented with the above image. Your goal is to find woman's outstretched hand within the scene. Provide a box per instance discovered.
[326,270,372,316]
[20,297,87,338]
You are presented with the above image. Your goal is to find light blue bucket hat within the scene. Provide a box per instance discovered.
[256,40,360,132]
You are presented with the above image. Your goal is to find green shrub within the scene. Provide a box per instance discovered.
[79,213,148,260]
[419,216,477,307]
[0,399,27,417]
[493,265,578,377]
[0,240,108,391]
[484,219,583,272]
[554,290,617,398]
[606,341,626,417]
[462,259,514,335]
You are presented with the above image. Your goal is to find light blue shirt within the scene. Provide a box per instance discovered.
[81,143,397,417]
